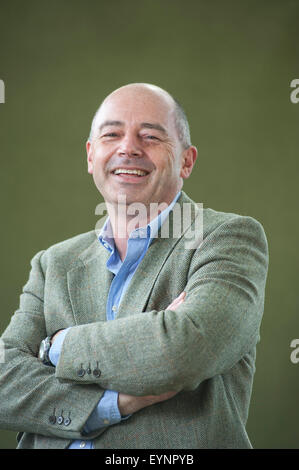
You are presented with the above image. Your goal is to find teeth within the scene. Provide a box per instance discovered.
[113,168,148,176]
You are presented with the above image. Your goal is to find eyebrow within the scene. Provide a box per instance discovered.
[140,122,167,133]
[98,120,167,134]
[99,120,124,132]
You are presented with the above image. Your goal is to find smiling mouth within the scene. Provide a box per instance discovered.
[112,168,150,177]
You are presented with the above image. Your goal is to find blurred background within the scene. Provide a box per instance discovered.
[0,0,298,449]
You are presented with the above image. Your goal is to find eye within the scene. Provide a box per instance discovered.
[143,135,160,140]
[103,132,118,137]
[100,132,120,140]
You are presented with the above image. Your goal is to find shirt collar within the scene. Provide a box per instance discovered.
[99,191,181,251]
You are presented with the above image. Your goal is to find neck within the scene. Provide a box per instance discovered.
[106,195,177,261]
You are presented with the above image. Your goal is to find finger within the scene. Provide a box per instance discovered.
[169,295,185,308]
[174,292,186,302]
[167,301,183,311]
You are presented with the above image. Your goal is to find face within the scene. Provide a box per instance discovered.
[87,86,197,209]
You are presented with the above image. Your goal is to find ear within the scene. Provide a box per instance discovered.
[86,140,94,174]
[180,146,198,179]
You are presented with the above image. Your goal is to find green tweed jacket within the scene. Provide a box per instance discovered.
[0,191,268,449]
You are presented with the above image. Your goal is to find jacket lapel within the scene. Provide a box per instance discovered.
[116,192,201,319]
[67,192,201,324]
[67,234,113,325]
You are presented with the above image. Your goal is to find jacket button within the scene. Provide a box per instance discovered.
[49,415,56,425]
[93,368,101,378]
[64,417,71,426]
[57,416,64,425]
[77,368,85,377]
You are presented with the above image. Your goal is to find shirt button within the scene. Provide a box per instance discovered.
[79,441,86,448]
[112,305,117,312]
[103,419,109,425]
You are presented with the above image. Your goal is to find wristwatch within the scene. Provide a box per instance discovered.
[38,335,53,366]
[38,330,62,366]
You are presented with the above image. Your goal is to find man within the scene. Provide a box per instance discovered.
[0,83,269,449]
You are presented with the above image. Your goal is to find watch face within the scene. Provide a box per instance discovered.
[38,337,51,364]
[38,339,46,361]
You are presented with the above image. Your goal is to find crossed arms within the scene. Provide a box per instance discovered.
[0,215,269,441]
[50,292,186,419]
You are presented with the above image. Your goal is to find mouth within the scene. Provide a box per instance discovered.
[111,168,151,182]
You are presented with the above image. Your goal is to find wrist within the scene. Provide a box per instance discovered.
[48,328,71,367]
[118,393,133,416]
[50,329,64,345]
[38,329,65,366]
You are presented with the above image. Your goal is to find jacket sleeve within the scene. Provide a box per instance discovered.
[55,215,269,395]
[0,251,108,440]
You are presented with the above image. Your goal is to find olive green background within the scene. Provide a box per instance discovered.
[0,0,298,449]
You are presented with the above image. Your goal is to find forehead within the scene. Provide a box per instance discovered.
[95,88,175,130]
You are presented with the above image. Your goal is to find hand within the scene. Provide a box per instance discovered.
[117,292,185,416]
[166,291,186,311]
[118,390,178,416]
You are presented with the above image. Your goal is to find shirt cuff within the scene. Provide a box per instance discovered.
[49,329,132,434]
[49,327,71,367]
[83,390,124,434]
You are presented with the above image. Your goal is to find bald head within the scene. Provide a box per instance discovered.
[89,83,191,149]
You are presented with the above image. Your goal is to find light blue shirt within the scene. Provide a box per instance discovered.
[49,191,181,449]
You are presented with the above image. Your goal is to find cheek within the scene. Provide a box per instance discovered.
[162,150,181,173]
[92,151,111,174]
[153,145,177,169]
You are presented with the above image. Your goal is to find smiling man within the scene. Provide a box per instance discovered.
[86,84,197,261]
[0,83,269,449]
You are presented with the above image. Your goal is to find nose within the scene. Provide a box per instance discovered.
[117,133,142,158]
